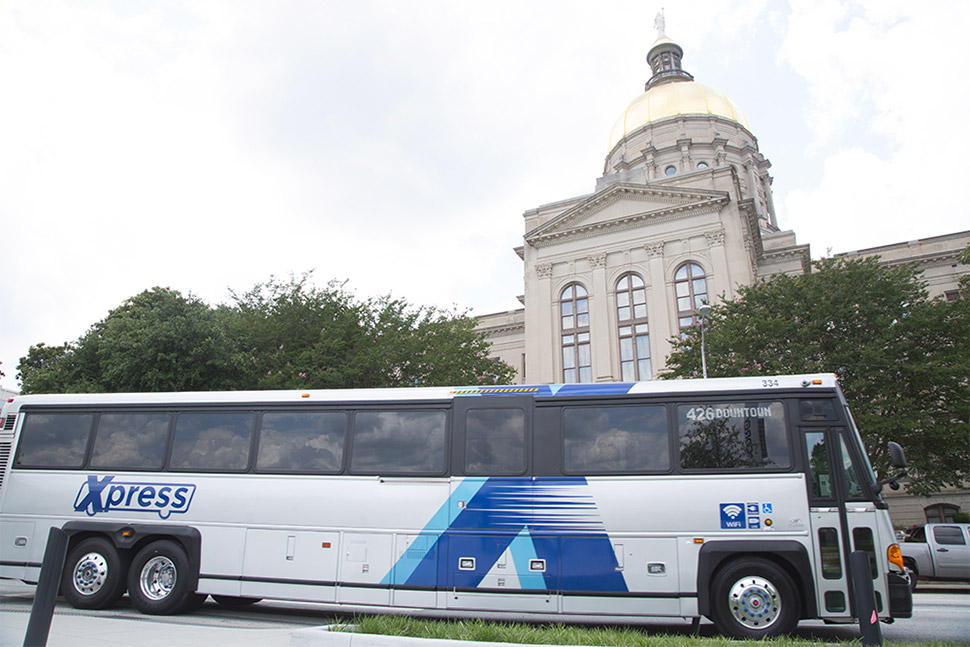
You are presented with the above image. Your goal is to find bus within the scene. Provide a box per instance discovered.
[0,374,911,638]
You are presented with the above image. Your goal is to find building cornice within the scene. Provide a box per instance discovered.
[476,321,525,337]
[526,183,730,249]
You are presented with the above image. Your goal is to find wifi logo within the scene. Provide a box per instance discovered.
[720,503,747,529]
[722,504,743,518]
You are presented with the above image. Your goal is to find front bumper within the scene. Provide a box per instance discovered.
[887,572,913,619]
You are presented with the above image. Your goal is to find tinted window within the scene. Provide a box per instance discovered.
[800,399,838,421]
[257,411,346,473]
[853,527,878,579]
[564,405,668,473]
[90,413,170,470]
[464,408,526,475]
[170,412,254,471]
[839,435,865,499]
[16,413,93,468]
[804,431,832,498]
[933,525,967,546]
[907,526,926,543]
[678,401,789,470]
[351,410,446,474]
[818,527,842,579]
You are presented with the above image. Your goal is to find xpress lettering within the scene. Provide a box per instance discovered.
[74,475,196,519]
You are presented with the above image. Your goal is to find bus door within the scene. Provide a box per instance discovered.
[802,425,889,619]
[802,427,850,618]
[446,396,550,610]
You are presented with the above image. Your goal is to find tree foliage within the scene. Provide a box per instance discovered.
[18,288,240,393]
[222,274,514,389]
[664,256,969,495]
[17,275,514,395]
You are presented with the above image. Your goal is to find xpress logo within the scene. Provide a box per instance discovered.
[74,476,196,519]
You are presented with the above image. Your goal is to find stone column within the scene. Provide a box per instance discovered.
[706,229,731,301]
[645,242,671,377]
[678,138,692,173]
[588,254,612,382]
[527,262,555,384]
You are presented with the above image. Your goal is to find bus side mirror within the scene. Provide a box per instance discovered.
[875,441,908,494]
[888,441,907,469]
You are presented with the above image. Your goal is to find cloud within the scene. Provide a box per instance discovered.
[778,0,970,252]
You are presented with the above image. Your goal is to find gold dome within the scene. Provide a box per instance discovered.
[608,81,751,152]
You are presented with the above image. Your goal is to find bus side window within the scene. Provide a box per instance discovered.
[90,412,171,470]
[464,408,526,476]
[350,410,447,475]
[15,412,94,469]
[678,401,789,470]
[563,405,668,473]
[257,411,347,473]
[170,412,255,472]
[803,431,833,499]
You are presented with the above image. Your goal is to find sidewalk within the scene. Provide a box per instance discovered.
[1,580,545,647]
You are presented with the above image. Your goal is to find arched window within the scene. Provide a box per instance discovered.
[675,262,708,330]
[616,273,650,381]
[560,284,591,383]
[925,503,961,524]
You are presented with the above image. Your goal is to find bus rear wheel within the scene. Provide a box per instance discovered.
[61,537,129,610]
[710,557,799,639]
[127,540,197,615]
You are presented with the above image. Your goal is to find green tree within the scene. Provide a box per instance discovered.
[664,257,969,495]
[17,276,514,394]
[18,288,240,394]
[17,342,81,394]
[223,274,514,389]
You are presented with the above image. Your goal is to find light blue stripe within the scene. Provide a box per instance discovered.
[508,527,546,589]
[381,477,488,585]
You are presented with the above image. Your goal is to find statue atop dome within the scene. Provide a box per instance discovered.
[654,10,666,38]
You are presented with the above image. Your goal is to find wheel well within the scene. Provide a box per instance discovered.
[902,557,918,574]
[61,522,202,591]
[698,540,817,620]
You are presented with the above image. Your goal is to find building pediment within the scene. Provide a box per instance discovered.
[525,182,729,248]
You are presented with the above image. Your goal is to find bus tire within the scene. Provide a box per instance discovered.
[709,557,799,639]
[127,540,196,615]
[61,537,129,610]
[212,595,261,607]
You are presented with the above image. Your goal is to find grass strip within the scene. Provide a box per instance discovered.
[348,614,963,647]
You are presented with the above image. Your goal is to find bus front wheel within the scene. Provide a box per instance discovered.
[709,557,799,639]
[127,540,197,615]
[61,537,129,610]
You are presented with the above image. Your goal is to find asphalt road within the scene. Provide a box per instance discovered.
[1,580,967,645]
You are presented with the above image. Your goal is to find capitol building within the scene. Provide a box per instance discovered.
[474,25,969,527]
[477,26,968,387]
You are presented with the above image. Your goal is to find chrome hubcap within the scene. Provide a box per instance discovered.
[728,575,781,629]
[73,552,108,596]
[139,556,177,601]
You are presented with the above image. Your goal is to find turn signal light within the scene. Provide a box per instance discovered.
[887,544,904,571]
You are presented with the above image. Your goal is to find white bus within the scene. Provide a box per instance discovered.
[0,374,911,638]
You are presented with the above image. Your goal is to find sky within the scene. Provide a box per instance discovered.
[1,0,968,391]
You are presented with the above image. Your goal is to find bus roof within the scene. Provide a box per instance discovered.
[1,374,840,411]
